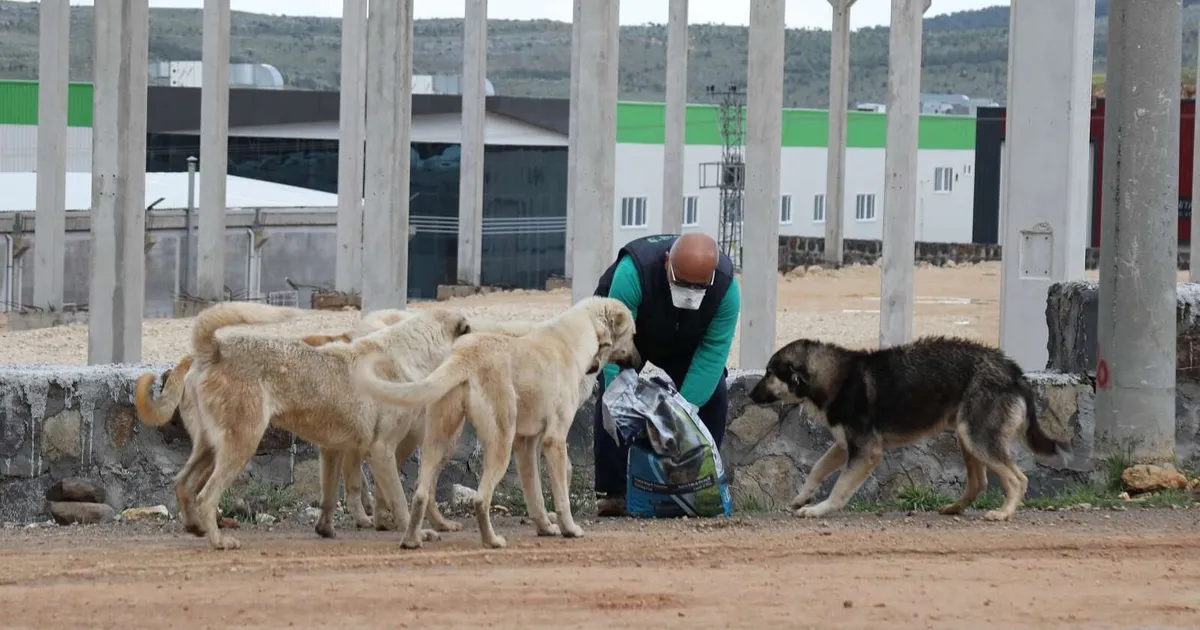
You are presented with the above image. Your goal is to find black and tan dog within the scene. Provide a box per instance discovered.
[748,336,1071,521]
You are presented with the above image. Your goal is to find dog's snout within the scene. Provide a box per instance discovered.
[747,376,776,404]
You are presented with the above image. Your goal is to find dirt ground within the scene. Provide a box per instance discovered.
[7,262,1186,366]
[2,510,1198,629]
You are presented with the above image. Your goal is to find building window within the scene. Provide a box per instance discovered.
[855,193,877,221]
[812,194,826,223]
[934,167,954,193]
[683,196,699,227]
[620,197,648,228]
[780,194,793,224]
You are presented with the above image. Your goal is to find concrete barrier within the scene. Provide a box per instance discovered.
[0,363,1111,523]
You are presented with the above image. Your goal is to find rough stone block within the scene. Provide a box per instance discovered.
[48,501,115,525]
[46,477,107,504]
[1047,281,1200,381]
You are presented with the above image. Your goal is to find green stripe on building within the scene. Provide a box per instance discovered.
[0,80,94,127]
[0,79,975,150]
[615,101,976,150]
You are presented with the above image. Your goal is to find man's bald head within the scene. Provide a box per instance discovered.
[666,233,719,286]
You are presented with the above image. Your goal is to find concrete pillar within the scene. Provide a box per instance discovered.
[998,0,1094,372]
[569,0,619,305]
[33,0,70,311]
[660,0,689,235]
[1095,0,1181,462]
[196,0,231,302]
[1192,26,1200,282]
[878,0,930,349]
[335,0,367,294]
[822,0,856,267]
[739,0,786,368]
[456,0,487,286]
[88,0,148,364]
[361,0,415,311]
[564,0,582,280]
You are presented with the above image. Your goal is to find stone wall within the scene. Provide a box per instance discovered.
[0,362,1122,524]
[777,236,1190,272]
[1043,280,1200,464]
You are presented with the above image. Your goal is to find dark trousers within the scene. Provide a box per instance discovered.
[593,367,729,496]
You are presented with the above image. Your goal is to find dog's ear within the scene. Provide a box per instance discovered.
[600,300,633,336]
[454,316,471,337]
[593,320,614,352]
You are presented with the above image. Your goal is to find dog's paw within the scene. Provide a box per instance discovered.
[420,529,441,542]
[789,493,814,510]
[184,522,207,538]
[536,522,562,537]
[354,516,374,529]
[937,503,965,516]
[483,534,508,549]
[561,523,585,539]
[399,537,424,550]
[314,520,336,539]
[793,502,832,519]
[434,520,463,533]
[212,535,241,551]
[983,509,1012,522]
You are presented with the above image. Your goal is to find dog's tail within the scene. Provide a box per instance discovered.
[1019,380,1072,466]
[354,352,469,409]
[133,354,193,427]
[191,301,305,365]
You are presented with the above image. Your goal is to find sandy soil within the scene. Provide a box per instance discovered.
[1,510,1198,629]
[0,263,1117,366]
[0,263,1189,366]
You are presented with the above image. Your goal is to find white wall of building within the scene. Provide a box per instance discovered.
[611,142,977,259]
[0,124,93,172]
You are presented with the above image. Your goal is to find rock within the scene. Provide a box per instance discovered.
[731,455,800,509]
[727,406,781,445]
[255,513,277,525]
[944,259,958,269]
[48,501,115,526]
[120,505,171,522]
[45,478,107,504]
[41,409,83,461]
[450,484,476,509]
[218,517,239,529]
[786,265,807,278]
[304,506,322,521]
[1121,464,1189,494]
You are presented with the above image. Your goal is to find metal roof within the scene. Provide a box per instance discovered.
[0,171,337,212]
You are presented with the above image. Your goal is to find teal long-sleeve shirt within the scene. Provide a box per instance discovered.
[600,254,741,408]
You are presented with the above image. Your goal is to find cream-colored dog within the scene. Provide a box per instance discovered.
[132,308,414,539]
[353,296,639,550]
[180,301,535,550]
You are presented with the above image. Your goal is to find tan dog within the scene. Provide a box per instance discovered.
[353,296,639,550]
[180,302,542,550]
[133,307,416,538]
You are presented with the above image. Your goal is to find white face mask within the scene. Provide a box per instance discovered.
[670,285,707,310]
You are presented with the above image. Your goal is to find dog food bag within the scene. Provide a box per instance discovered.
[601,369,733,519]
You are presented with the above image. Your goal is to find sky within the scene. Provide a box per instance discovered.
[27,0,1009,31]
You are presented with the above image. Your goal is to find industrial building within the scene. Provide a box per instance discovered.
[0,79,979,305]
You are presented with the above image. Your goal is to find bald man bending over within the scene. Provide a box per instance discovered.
[591,233,741,517]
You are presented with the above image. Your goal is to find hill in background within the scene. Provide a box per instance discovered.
[1,0,1199,108]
